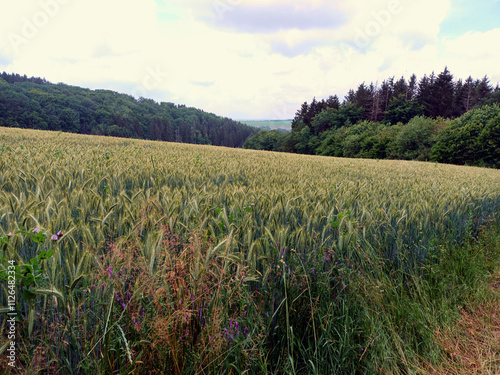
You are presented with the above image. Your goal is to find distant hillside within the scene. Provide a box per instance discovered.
[0,72,258,147]
[240,119,292,130]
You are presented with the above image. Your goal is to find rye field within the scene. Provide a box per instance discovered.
[1,127,500,374]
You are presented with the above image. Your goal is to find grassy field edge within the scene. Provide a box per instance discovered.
[419,223,500,374]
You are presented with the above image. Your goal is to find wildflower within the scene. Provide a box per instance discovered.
[243,327,248,335]
[57,230,63,237]
[122,303,126,310]
[8,232,12,237]
[191,293,194,302]
[51,234,58,241]
[242,311,247,318]
[32,227,40,233]
[108,266,113,278]
[311,268,315,276]
[282,247,285,256]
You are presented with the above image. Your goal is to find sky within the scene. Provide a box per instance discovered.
[0,0,499,120]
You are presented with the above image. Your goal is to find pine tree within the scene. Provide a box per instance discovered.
[407,74,418,100]
[393,76,407,98]
[417,73,435,117]
[475,76,493,103]
[427,67,454,118]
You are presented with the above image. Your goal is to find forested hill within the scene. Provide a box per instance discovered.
[0,72,258,147]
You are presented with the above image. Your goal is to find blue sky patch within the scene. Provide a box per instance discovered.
[439,0,500,38]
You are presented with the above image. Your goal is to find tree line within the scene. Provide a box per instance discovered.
[0,72,258,148]
[244,67,500,168]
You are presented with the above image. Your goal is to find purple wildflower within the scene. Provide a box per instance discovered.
[101,283,105,291]
[51,234,58,241]
[282,247,286,256]
[122,303,126,310]
[57,230,63,237]
[8,232,12,237]
[243,311,247,318]
[311,268,315,276]
[108,266,113,278]
[32,227,40,234]
[243,327,248,335]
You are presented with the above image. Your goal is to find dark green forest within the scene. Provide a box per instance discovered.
[244,67,500,168]
[0,72,258,147]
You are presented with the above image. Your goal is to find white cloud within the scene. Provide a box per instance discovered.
[442,28,500,83]
[0,0,497,120]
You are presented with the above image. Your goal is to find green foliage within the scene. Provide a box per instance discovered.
[384,94,425,125]
[243,129,291,152]
[392,116,434,160]
[311,104,365,135]
[431,104,500,167]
